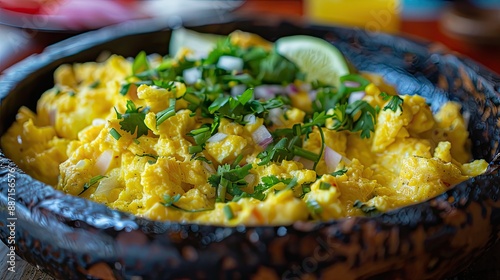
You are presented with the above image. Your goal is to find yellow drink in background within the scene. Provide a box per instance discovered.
[305,0,401,33]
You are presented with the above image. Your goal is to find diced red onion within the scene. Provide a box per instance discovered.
[344,81,361,88]
[183,67,202,85]
[231,84,247,96]
[92,118,107,126]
[308,90,317,100]
[96,150,113,175]
[207,132,227,143]
[244,114,256,125]
[324,146,342,173]
[293,156,314,170]
[217,56,243,72]
[252,125,273,148]
[285,83,299,95]
[348,91,366,104]
[254,85,285,100]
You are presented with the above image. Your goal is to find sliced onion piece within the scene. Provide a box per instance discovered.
[231,84,247,96]
[244,174,256,185]
[324,146,342,173]
[244,114,256,125]
[93,174,118,197]
[207,132,227,143]
[308,90,317,101]
[217,56,244,72]
[96,149,113,175]
[344,81,361,88]
[254,85,285,100]
[252,125,273,148]
[92,118,107,126]
[348,91,366,104]
[285,83,299,95]
[268,108,284,126]
[183,67,202,85]
[203,161,216,174]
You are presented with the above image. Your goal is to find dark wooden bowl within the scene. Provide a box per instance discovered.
[1,18,500,280]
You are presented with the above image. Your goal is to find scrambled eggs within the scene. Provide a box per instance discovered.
[1,31,487,226]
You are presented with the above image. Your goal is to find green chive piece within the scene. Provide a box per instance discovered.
[223,204,234,220]
[110,128,121,140]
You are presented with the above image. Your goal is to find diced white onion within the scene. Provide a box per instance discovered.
[252,125,273,148]
[244,114,256,125]
[293,156,314,170]
[231,84,247,96]
[183,67,202,85]
[217,56,244,72]
[324,146,342,173]
[348,91,366,104]
[207,132,227,143]
[254,85,285,100]
[203,161,216,174]
[49,108,57,126]
[92,118,107,126]
[268,108,284,126]
[95,150,113,175]
[299,83,312,92]
[344,81,360,88]
[308,90,317,100]
[244,174,256,185]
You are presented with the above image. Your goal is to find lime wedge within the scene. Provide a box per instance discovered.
[275,35,350,87]
[169,27,225,58]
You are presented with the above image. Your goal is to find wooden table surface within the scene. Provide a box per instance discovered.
[0,0,499,279]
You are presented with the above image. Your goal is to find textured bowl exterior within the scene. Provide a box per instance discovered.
[1,19,500,280]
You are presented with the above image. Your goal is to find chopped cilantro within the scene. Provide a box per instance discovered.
[380,92,404,112]
[319,182,331,190]
[89,81,100,89]
[161,194,213,212]
[114,100,150,138]
[306,199,323,219]
[331,168,347,177]
[208,161,252,203]
[353,200,380,216]
[119,83,131,96]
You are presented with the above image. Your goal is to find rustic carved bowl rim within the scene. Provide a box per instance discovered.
[1,17,500,280]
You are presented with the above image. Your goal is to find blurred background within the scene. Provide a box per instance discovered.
[0,0,500,74]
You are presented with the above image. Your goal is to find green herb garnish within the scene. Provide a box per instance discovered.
[79,175,107,195]
[380,92,404,112]
[353,200,380,216]
[114,100,150,138]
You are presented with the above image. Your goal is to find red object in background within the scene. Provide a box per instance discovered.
[0,0,50,14]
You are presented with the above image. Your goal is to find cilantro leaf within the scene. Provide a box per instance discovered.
[115,100,151,138]
[380,92,404,112]
[208,162,253,202]
[331,168,347,177]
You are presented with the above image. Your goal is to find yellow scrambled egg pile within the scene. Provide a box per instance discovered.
[1,32,487,226]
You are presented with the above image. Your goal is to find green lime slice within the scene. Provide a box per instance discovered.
[169,27,225,58]
[275,35,350,87]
